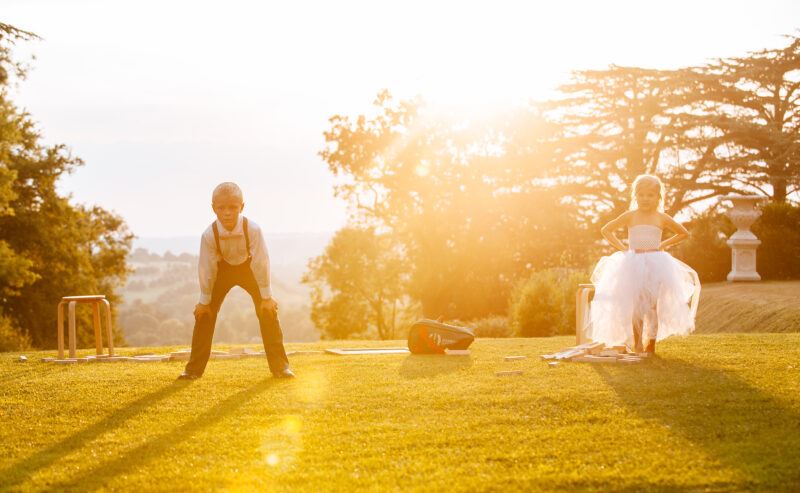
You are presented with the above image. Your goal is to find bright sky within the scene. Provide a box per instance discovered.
[4,0,799,237]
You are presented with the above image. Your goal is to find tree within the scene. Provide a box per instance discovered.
[542,65,743,222]
[692,34,800,203]
[0,23,132,348]
[320,92,584,320]
[302,227,412,339]
[0,24,39,307]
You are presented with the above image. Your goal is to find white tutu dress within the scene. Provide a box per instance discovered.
[589,225,700,347]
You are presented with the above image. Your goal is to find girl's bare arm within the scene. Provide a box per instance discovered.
[600,212,631,252]
[659,213,690,250]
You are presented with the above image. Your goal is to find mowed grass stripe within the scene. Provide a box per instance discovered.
[0,335,799,492]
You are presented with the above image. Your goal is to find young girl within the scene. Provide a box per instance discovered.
[590,175,700,354]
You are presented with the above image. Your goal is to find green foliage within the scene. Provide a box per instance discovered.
[303,227,414,339]
[0,23,132,348]
[1,336,799,491]
[674,202,800,282]
[509,268,587,337]
[0,240,38,297]
[673,208,735,282]
[694,36,800,203]
[753,202,800,280]
[543,66,738,221]
[450,315,513,338]
[320,93,591,322]
[0,314,30,351]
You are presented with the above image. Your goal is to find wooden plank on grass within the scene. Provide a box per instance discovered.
[325,348,409,355]
[495,370,524,377]
[571,355,618,364]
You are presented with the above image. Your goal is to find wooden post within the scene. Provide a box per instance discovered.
[57,301,65,360]
[102,299,114,356]
[576,284,594,345]
[92,302,102,355]
[575,288,583,345]
[68,301,77,358]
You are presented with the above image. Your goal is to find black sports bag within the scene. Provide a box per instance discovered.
[407,319,475,354]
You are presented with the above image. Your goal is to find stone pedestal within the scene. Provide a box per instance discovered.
[721,194,767,282]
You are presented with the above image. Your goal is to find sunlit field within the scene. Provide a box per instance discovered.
[2,335,799,492]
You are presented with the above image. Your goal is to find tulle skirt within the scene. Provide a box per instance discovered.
[589,251,700,347]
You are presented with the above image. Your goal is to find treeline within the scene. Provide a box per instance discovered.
[305,34,800,339]
[0,24,131,351]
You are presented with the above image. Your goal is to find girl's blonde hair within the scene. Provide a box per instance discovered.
[629,174,665,212]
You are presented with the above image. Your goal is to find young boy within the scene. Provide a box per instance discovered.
[178,182,295,379]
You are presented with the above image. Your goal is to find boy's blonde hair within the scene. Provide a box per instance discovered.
[629,174,665,212]
[212,182,243,204]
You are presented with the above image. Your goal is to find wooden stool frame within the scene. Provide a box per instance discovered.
[57,295,115,359]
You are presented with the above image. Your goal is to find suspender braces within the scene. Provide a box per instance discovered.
[211,217,251,260]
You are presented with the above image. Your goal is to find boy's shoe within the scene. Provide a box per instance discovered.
[177,372,201,380]
[272,368,296,379]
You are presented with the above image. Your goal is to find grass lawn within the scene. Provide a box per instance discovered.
[696,281,800,333]
[1,335,799,492]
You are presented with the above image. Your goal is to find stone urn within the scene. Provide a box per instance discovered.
[721,194,768,282]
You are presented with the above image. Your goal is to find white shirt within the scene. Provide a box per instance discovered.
[198,216,272,304]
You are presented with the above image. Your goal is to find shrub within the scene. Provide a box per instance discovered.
[509,268,588,337]
[0,315,31,352]
[753,202,800,280]
[673,208,734,283]
[449,316,513,338]
[674,202,800,282]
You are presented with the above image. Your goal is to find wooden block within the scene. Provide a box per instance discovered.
[617,358,643,364]
[598,349,624,357]
[504,355,526,361]
[571,355,618,364]
[210,350,230,356]
[229,347,260,355]
[210,354,241,360]
[53,359,78,364]
[495,370,524,377]
[587,343,608,355]
[241,352,266,358]
[41,357,56,363]
[325,348,409,355]
[131,355,171,362]
[446,349,471,356]
[547,361,558,368]
[97,356,131,362]
[611,345,628,353]
[286,350,322,356]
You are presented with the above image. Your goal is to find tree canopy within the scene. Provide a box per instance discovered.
[309,35,800,336]
[0,23,132,349]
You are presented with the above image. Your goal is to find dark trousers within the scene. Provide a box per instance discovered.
[185,260,289,375]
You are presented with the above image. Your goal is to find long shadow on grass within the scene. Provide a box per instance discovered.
[0,380,190,489]
[595,358,800,490]
[399,355,473,379]
[47,379,276,491]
